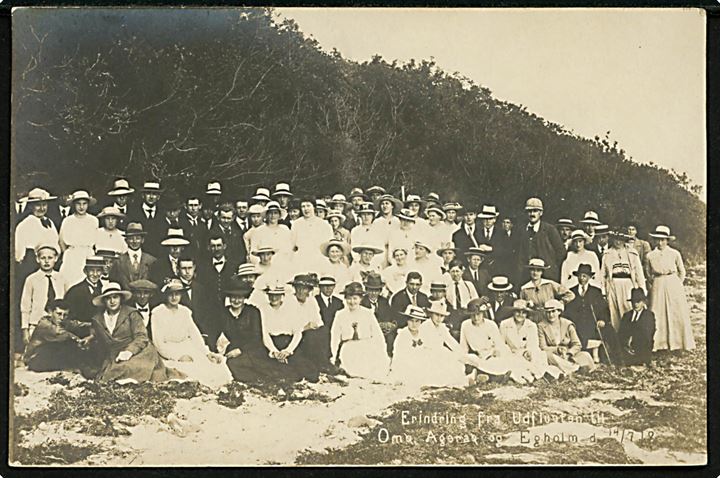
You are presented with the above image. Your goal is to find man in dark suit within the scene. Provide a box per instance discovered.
[476,204,511,276]
[197,235,240,311]
[208,204,247,264]
[360,272,395,355]
[45,192,73,231]
[618,288,656,366]
[316,276,345,329]
[149,229,189,288]
[104,178,135,230]
[564,263,619,364]
[128,279,158,337]
[587,225,610,263]
[176,256,218,351]
[518,197,566,283]
[390,271,431,330]
[452,205,484,258]
[64,257,106,325]
[111,223,157,290]
[463,246,493,297]
[178,195,207,257]
[127,181,165,257]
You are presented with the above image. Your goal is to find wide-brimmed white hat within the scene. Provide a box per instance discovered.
[25,187,57,203]
[425,301,450,317]
[141,181,164,193]
[424,206,446,220]
[97,206,126,220]
[352,244,383,254]
[525,258,550,270]
[206,182,222,196]
[252,187,271,202]
[160,228,190,247]
[580,211,601,225]
[326,211,346,223]
[70,190,97,206]
[401,304,429,321]
[487,276,513,292]
[92,282,132,306]
[329,194,350,206]
[570,229,590,241]
[321,238,351,257]
[477,204,500,219]
[272,182,293,197]
[251,246,277,257]
[648,225,676,240]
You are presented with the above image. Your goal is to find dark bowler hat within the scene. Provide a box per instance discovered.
[628,288,648,303]
[288,274,317,288]
[363,272,385,291]
[125,222,147,236]
[572,263,595,278]
[222,277,253,298]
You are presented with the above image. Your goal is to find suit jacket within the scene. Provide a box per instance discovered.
[127,202,167,257]
[316,294,345,329]
[178,213,207,258]
[463,266,492,297]
[452,225,483,256]
[207,223,248,264]
[197,256,241,306]
[564,284,610,348]
[111,250,157,290]
[519,221,567,281]
[64,279,103,325]
[149,256,179,288]
[360,295,391,323]
[390,289,431,328]
[46,205,73,231]
[180,279,219,350]
[618,308,655,365]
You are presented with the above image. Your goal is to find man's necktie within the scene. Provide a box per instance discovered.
[485,228,491,241]
[411,294,417,306]
[46,275,56,305]
[455,282,461,310]
[40,217,52,228]
[351,322,359,340]
[132,254,140,273]
[473,270,478,282]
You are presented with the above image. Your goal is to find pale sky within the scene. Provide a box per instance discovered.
[276,8,706,198]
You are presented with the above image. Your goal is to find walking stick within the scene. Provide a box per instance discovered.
[589,303,614,367]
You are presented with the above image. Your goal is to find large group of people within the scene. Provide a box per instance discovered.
[13,179,697,389]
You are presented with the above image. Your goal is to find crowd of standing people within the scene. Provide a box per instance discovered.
[13,178,696,389]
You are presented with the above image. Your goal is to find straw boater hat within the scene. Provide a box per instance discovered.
[288,274,317,288]
[124,222,146,236]
[248,204,265,215]
[363,272,385,290]
[25,187,57,203]
[34,241,60,256]
[424,205,446,220]
[352,244,383,254]
[442,202,462,213]
[525,258,551,270]
[329,194,350,207]
[556,218,574,228]
[128,279,158,292]
[524,197,544,211]
[326,211,347,223]
[429,281,447,291]
[160,278,188,295]
[108,178,134,197]
[264,201,282,213]
[340,281,365,297]
[580,211,602,225]
[464,244,493,257]
[222,277,253,298]
[321,238,351,257]
[97,206,126,220]
[477,204,500,219]
[425,301,450,317]
[272,182,293,197]
[374,194,403,212]
[318,276,337,287]
[396,208,416,222]
[544,299,564,312]
[141,181,164,193]
[70,190,97,206]
[609,228,633,242]
[95,249,119,259]
[413,240,432,254]
[436,242,460,257]
[572,263,595,278]
[264,283,287,295]
[251,246,276,257]
[160,228,190,247]
[487,276,513,292]
[92,282,133,306]
[570,229,590,241]
[594,224,609,235]
[648,225,676,241]
[84,256,106,269]
[252,187,271,202]
[235,263,261,278]
[203,182,220,196]
[315,199,328,211]
[366,186,386,195]
[401,304,429,321]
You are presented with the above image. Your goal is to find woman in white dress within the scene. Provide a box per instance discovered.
[348,245,383,283]
[601,231,646,331]
[94,206,128,255]
[290,198,333,274]
[560,230,600,291]
[417,301,469,387]
[319,239,354,290]
[646,225,695,352]
[59,190,99,285]
[250,201,292,267]
[499,299,562,383]
[382,248,412,295]
[151,279,232,389]
[459,299,513,383]
[330,282,390,380]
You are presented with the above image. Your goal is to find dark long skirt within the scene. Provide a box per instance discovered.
[295,327,331,374]
[227,335,319,384]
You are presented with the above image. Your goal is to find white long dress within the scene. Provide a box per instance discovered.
[382,263,413,296]
[330,306,389,380]
[290,216,333,274]
[59,214,99,285]
[417,320,468,386]
[459,319,512,377]
[646,246,695,351]
[601,247,646,331]
[151,303,232,389]
[499,318,561,380]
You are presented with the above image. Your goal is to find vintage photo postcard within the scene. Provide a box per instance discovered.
[8,7,707,466]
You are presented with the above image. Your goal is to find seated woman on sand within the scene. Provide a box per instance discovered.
[537,299,596,375]
[151,279,232,389]
[459,298,514,384]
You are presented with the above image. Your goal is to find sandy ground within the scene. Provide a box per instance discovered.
[11,264,707,466]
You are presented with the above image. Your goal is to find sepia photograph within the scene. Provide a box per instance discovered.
[9,6,707,466]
